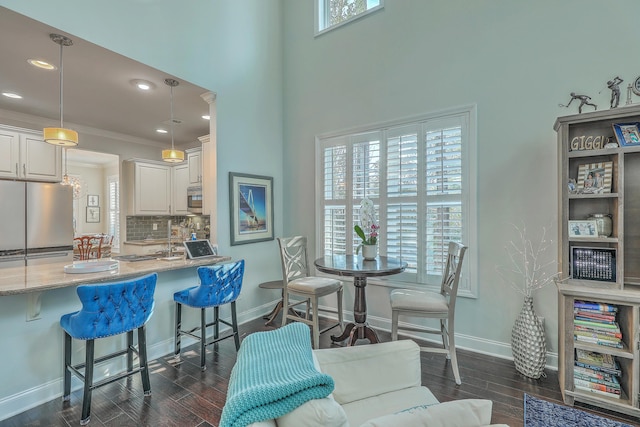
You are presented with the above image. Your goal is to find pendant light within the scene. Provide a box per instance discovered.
[161,78,185,163]
[43,34,78,146]
[60,147,82,199]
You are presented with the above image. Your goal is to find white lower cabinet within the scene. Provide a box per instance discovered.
[0,126,62,181]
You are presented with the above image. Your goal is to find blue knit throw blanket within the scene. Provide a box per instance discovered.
[219,323,335,427]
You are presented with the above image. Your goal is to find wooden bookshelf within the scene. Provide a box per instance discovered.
[556,105,640,417]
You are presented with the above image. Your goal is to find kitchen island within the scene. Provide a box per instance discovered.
[0,255,230,295]
[0,254,235,421]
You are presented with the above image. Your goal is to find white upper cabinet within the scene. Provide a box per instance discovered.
[0,126,62,182]
[172,163,189,215]
[187,148,202,184]
[124,161,172,215]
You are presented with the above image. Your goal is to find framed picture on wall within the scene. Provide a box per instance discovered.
[87,194,99,207]
[86,207,100,223]
[229,172,274,245]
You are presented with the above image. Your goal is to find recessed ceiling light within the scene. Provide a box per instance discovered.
[131,79,155,91]
[156,129,168,134]
[202,115,210,120]
[27,59,56,70]
[2,92,22,99]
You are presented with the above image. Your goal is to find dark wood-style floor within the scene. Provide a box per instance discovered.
[3,316,639,427]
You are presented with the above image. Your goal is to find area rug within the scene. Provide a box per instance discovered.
[524,394,634,427]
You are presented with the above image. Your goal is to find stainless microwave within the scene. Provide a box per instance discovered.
[187,185,202,214]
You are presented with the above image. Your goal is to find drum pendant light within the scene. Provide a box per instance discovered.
[43,34,78,146]
[161,78,185,163]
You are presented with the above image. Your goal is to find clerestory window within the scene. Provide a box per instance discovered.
[315,0,384,35]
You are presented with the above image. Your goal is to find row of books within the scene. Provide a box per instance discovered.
[575,349,621,399]
[573,300,622,349]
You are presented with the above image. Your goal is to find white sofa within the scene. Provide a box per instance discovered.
[248,339,508,427]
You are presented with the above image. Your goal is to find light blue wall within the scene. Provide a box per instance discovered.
[281,0,640,360]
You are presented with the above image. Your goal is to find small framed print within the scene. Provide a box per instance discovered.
[568,220,598,238]
[86,207,100,223]
[576,161,613,194]
[87,194,99,207]
[613,122,640,147]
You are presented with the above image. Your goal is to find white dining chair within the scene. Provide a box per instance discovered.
[390,242,467,385]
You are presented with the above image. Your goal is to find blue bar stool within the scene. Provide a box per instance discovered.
[60,273,157,425]
[174,260,244,371]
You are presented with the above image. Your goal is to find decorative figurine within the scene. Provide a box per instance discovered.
[606,76,623,108]
[626,83,633,106]
[559,93,597,113]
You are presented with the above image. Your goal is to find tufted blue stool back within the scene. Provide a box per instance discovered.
[174,260,245,370]
[174,260,244,308]
[61,273,156,340]
[60,272,157,425]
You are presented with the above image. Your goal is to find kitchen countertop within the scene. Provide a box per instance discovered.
[0,255,231,295]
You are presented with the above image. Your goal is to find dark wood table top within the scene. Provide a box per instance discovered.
[314,255,407,278]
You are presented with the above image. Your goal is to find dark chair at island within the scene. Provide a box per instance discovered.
[59,273,157,425]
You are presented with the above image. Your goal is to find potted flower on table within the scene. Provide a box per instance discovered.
[355,198,379,260]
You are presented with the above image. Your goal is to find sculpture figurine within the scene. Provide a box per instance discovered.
[607,76,623,108]
[560,93,597,113]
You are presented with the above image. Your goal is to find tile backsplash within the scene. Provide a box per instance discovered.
[126,215,210,241]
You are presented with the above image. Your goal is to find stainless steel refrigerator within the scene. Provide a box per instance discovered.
[0,181,74,268]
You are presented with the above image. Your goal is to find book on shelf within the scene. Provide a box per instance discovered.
[574,328,622,340]
[573,310,617,322]
[575,361,622,377]
[574,300,618,312]
[576,349,616,368]
[574,335,623,348]
[574,315,617,325]
[574,378,621,394]
[574,384,621,399]
[574,365,618,382]
[574,319,620,330]
[574,371,620,388]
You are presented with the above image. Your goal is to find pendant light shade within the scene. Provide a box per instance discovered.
[162,78,185,163]
[161,148,185,162]
[43,127,78,146]
[44,34,78,147]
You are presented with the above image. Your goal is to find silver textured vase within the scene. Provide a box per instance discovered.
[511,296,546,379]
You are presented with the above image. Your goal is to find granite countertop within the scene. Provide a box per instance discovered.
[0,255,232,295]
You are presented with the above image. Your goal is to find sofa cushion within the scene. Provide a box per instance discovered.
[359,399,494,427]
[314,340,421,405]
[340,386,439,427]
[276,396,348,427]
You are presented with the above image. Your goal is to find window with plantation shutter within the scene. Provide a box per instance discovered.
[316,106,477,296]
[108,175,120,251]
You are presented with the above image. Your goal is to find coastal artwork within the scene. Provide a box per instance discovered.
[229,172,274,245]
[238,183,267,233]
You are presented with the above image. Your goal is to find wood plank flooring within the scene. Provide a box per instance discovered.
[2,317,639,426]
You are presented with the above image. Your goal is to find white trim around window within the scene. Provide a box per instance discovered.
[315,104,478,298]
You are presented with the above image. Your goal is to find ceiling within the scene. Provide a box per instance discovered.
[0,7,211,150]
